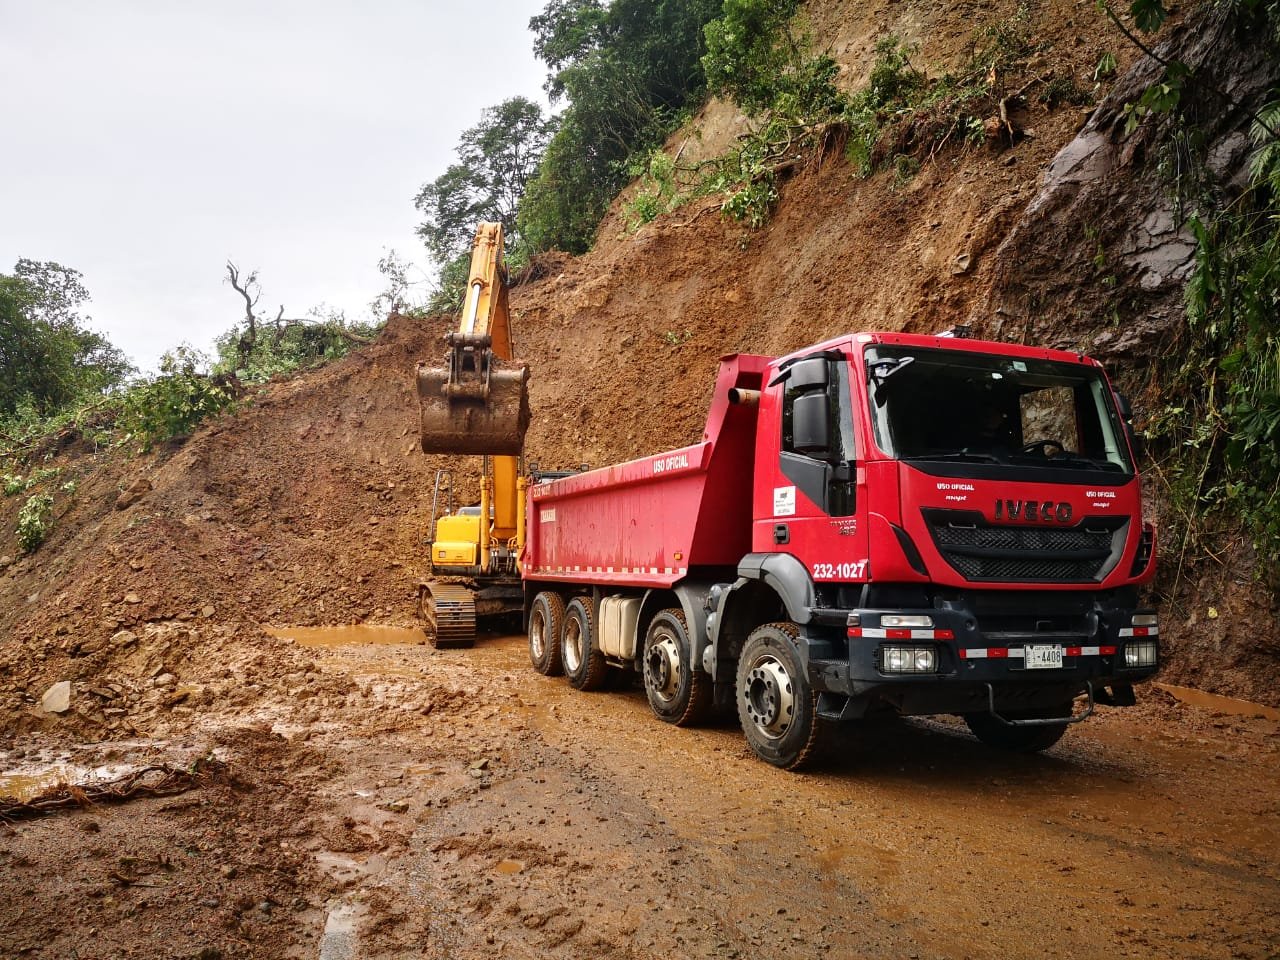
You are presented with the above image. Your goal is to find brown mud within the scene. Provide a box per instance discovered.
[3,629,1276,959]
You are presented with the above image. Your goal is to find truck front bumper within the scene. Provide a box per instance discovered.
[803,597,1159,720]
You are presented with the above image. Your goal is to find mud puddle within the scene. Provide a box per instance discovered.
[265,624,428,648]
[1155,682,1280,721]
[0,760,143,801]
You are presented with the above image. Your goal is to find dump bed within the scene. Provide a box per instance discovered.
[522,355,770,588]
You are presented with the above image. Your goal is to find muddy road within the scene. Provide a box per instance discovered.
[3,627,1279,959]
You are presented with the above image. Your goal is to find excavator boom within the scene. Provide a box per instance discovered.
[417,223,531,455]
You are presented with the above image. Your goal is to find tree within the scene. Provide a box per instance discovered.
[414,97,555,270]
[0,260,131,418]
[217,262,376,381]
[519,0,722,253]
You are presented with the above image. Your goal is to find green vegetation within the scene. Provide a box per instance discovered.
[518,0,723,255]
[16,492,54,553]
[118,348,239,451]
[415,97,555,311]
[1105,0,1280,584]
[0,260,132,419]
[623,3,1056,234]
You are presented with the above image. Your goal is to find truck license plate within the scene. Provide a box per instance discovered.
[1024,645,1064,669]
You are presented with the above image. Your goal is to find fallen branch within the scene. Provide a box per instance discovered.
[0,758,227,823]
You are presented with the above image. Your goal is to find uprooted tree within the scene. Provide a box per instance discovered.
[220,262,378,382]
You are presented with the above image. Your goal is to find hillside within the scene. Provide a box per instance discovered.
[1,0,1276,730]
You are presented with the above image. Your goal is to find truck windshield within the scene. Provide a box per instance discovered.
[864,345,1133,474]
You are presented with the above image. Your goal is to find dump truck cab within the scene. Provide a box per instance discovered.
[715,330,1158,744]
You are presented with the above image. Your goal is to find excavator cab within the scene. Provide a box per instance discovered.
[417,223,531,456]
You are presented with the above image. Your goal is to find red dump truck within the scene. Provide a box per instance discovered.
[520,329,1159,769]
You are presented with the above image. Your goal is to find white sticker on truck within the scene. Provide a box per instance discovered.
[774,486,796,517]
[540,508,556,522]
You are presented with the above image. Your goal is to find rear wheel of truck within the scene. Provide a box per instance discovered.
[736,622,830,770]
[963,705,1072,753]
[642,609,711,727]
[528,592,565,676]
[562,597,608,691]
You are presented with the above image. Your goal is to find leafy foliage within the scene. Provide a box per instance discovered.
[625,5,1053,235]
[16,492,53,553]
[118,348,239,451]
[415,97,555,272]
[517,0,723,254]
[1114,1,1280,583]
[0,260,132,417]
[701,0,803,115]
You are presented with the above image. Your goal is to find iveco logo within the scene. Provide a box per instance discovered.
[994,499,1073,523]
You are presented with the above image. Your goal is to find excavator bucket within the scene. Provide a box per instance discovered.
[417,333,531,456]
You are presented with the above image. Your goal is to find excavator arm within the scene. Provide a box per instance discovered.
[414,223,531,647]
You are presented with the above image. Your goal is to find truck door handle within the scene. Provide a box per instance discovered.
[774,524,789,544]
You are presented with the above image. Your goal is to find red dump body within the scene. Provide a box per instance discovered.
[522,355,769,588]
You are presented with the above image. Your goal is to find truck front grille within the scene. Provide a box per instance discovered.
[923,509,1127,583]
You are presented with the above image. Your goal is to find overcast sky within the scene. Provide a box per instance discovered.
[0,1,549,372]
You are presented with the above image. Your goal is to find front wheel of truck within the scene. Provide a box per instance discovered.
[963,706,1071,753]
[736,622,830,770]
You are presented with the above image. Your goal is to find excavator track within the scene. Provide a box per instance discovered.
[418,582,477,649]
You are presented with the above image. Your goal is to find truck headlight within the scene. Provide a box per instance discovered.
[1132,613,1158,627]
[1124,640,1158,668]
[880,645,938,674]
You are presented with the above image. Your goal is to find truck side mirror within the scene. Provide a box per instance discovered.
[1113,391,1145,460]
[792,392,831,456]
[788,357,829,391]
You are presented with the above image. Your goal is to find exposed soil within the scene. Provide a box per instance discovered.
[4,629,1277,959]
[2,0,1278,955]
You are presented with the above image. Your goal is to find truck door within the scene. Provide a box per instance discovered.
[754,351,870,586]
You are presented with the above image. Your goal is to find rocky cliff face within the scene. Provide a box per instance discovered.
[980,6,1280,367]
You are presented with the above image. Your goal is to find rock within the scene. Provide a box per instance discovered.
[154,673,176,687]
[111,630,138,648]
[123,593,141,605]
[114,477,152,511]
[201,605,216,619]
[0,555,12,570]
[40,680,72,714]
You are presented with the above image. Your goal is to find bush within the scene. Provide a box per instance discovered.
[119,348,239,451]
[16,492,53,553]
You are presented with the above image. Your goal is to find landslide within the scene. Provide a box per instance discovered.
[0,0,1275,738]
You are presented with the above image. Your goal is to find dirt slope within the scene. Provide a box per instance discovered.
[1,0,1275,735]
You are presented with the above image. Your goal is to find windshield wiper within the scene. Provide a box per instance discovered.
[909,450,1004,464]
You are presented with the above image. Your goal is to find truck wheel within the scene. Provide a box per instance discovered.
[963,705,1072,753]
[528,592,565,676]
[642,608,711,727]
[562,597,607,691]
[736,622,829,770]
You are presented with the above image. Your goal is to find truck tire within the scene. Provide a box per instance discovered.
[528,592,566,676]
[963,705,1072,753]
[736,622,830,770]
[642,608,711,727]
[562,597,608,691]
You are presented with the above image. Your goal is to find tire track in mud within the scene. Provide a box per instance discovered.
[294,632,1280,960]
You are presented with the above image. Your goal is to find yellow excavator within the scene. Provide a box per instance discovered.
[415,222,532,648]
